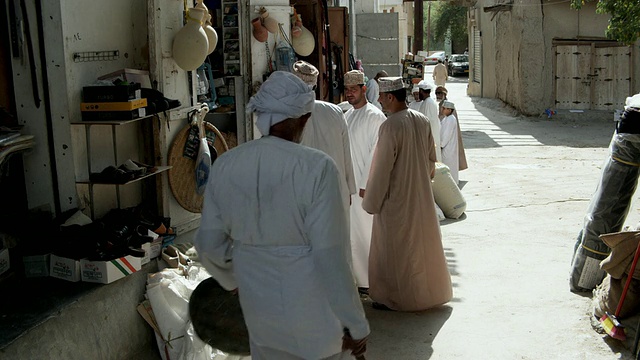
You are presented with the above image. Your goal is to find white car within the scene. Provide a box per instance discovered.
[425,51,446,65]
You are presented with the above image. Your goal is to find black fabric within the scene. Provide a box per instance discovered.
[617,108,640,134]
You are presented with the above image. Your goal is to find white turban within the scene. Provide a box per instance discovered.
[417,80,434,91]
[626,93,640,110]
[247,71,315,136]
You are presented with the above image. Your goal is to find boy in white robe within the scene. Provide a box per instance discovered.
[440,100,460,184]
[195,71,369,360]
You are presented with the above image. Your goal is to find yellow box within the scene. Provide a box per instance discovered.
[80,98,147,111]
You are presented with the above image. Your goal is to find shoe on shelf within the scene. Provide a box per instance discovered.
[90,165,135,184]
[118,159,147,177]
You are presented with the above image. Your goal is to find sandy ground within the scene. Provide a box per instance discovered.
[359,68,640,359]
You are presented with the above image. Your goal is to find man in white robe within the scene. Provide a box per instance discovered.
[440,100,460,183]
[417,80,442,161]
[408,85,421,111]
[343,70,386,289]
[195,71,369,360]
[295,61,357,213]
[363,77,452,311]
[365,70,388,110]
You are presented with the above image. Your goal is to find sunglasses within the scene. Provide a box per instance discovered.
[435,91,444,95]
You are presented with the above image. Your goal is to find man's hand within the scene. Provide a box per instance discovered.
[359,189,365,198]
[342,329,367,357]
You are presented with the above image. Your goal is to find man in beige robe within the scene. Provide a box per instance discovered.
[432,59,448,87]
[362,77,452,312]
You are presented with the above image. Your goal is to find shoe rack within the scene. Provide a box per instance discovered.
[71,116,172,219]
[222,0,241,77]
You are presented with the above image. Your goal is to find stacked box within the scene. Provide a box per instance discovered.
[50,254,82,282]
[24,254,51,278]
[80,255,142,284]
[81,83,146,121]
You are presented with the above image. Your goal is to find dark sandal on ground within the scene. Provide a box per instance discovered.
[372,302,394,311]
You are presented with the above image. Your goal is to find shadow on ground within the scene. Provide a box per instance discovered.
[363,302,453,360]
[461,96,615,149]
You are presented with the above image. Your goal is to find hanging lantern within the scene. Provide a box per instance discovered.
[291,15,315,57]
[172,7,209,71]
[195,0,218,54]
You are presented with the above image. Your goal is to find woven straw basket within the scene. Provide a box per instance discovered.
[168,122,229,213]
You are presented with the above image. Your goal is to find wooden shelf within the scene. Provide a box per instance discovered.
[71,114,155,126]
[77,166,172,185]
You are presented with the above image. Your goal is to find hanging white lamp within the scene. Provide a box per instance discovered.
[291,15,315,57]
[196,0,218,54]
[172,7,209,71]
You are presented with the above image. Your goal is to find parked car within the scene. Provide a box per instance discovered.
[447,54,469,76]
[425,51,446,65]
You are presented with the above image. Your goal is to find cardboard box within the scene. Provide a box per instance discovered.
[82,83,142,102]
[81,107,146,121]
[80,98,147,112]
[81,255,142,284]
[98,68,152,88]
[24,254,50,277]
[50,254,81,282]
[0,248,9,277]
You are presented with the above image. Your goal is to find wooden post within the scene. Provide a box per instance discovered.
[414,0,423,54]
[426,2,431,53]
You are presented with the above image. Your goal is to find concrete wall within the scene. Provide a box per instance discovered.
[1,263,159,359]
[470,0,639,115]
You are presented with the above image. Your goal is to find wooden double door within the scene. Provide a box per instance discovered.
[554,41,633,110]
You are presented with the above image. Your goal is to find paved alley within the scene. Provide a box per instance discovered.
[362,71,638,359]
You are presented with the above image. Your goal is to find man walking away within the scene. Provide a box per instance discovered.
[363,76,453,312]
[295,61,357,216]
[433,59,448,87]
[195,71,369,359]
[366,70,388,110]
[343,69,386,291]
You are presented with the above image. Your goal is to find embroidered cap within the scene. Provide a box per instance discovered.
[292,60,319,87]
[378,77,405,93]
[344,70,365,86]
[442,100,455,110]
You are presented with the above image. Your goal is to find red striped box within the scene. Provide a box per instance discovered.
[80,255,142,284]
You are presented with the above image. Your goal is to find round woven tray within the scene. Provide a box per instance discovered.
[168,122,229,213]
[189,277,250,355]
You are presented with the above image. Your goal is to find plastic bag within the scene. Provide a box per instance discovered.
[195,108,211,195]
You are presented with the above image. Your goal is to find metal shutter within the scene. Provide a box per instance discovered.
[473,27,481,83]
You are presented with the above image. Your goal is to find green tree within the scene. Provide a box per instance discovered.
[431,3,468,53]
[571,0,640,44]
